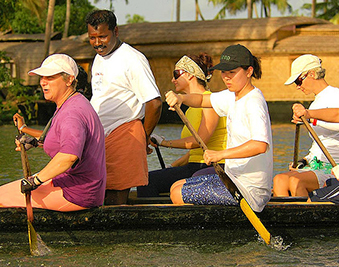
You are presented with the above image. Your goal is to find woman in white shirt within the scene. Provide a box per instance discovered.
[165,44,273,213]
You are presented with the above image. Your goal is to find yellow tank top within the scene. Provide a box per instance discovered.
[180,91,227,163]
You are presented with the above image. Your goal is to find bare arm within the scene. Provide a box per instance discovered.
[294,104,339,123]
[171,152,190,167]
[37,152,79,183]
[144,97,162,139]
[165,91,212,109]
[161,106,220,149]
[13,113,43,138]
[203,140,268,165]
[292,104,339,131]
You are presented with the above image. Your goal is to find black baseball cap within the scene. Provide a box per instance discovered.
[210,44,254,71]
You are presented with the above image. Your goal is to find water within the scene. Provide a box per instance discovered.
[1,123,339,266]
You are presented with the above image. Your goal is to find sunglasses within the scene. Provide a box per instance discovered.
[295,72,308,86]
[173,69,185,80]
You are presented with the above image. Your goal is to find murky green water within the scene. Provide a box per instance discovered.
[1,123,339,266]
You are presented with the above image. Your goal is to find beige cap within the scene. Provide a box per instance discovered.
[28,54,78,77]
[285,54,321,85]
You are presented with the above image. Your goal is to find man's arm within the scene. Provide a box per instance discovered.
[144,97,162,140]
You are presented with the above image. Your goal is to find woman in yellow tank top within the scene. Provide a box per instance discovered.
[137,53,227,197]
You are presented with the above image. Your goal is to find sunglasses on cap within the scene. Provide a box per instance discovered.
[173,69,185,80]
[295,72,308,86]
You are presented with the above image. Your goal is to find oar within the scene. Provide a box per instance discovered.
[300,116,339,177]
[17,127,39,255]
[173,104,271,245]
[292,123,301,168]
[16,126,51,256]
[151,137,165,169]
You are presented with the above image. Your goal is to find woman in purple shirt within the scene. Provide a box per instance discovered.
[0,54,106,211]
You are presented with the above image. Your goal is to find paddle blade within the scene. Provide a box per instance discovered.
[239,198,271,245]
[27,220,51,256]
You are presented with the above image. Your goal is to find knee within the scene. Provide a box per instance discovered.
[272,173,291,196]
[289,176,302,191]
[170,179,186,193]
[170,184,184,204]
[273,173,288,188]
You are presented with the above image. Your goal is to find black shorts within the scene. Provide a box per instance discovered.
[309,178,339,204]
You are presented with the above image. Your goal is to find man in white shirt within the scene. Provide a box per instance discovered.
[86,10,162,204]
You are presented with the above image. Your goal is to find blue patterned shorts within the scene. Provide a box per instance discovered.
[182,174,238,206]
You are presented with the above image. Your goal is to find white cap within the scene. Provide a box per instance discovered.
[285,54,322,85]
[28,54,78,77]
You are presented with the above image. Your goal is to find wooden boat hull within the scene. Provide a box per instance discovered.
[0,199,338,232]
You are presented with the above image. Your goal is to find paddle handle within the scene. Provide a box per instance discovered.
[173,104,238,195]
[151,137,166,169]
[301,116,337,167]
[19,142,34,222]
[292,123,301,168]
[17,127,34,223]
[174,105,208,151]
[174,104,271,245]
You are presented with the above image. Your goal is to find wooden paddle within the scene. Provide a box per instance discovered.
[151,137,166,169]
[300,116,339,177]
[17,128,40,255]
[292,123,301,168]
[16,127,51,256]
[173,104,271,245]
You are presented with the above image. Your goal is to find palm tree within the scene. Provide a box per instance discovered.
[312,0,316,17]
[208,0,291,19]
[20,0,46,22]
[44,0,56,58]
[302,0,339,24]
[63,0,71,38]
[93,0,129,11]
[195,0,205,20]
[247,0,252,18]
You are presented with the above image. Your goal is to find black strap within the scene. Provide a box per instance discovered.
[38,91,76,144]
[38,117,53,143]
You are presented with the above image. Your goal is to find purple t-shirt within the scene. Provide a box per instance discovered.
[43,94,106,208]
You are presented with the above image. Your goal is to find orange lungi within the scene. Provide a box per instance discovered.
[105,119,148,190]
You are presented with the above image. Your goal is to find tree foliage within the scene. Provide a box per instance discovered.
[125,14,147,24]
[208,0,292,19]
[0,51,39,124]
[302,0,339,24]
[1,0,95,35]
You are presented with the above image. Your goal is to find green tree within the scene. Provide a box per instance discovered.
[208,0,292,19]
[0,51,39,124]
[63,0,71,38]
[0,0,45,32]
[93,0,129,11]
[196,0,205,20]
[44,0,56,58]
[302,0,339,24]
[2,0,94,35]
[53,0,94,36]
[20,0,46,22]
[125,14,146,24]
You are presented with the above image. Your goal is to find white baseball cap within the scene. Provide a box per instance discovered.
[28,54,78,77]
[285,54,322,85]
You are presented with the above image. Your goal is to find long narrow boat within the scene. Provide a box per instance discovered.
[0,194,338,233]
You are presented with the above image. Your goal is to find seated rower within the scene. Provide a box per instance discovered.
[0,54,106,211]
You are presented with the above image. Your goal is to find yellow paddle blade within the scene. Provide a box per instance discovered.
[239,198,271,245]
[27,220,51,256]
